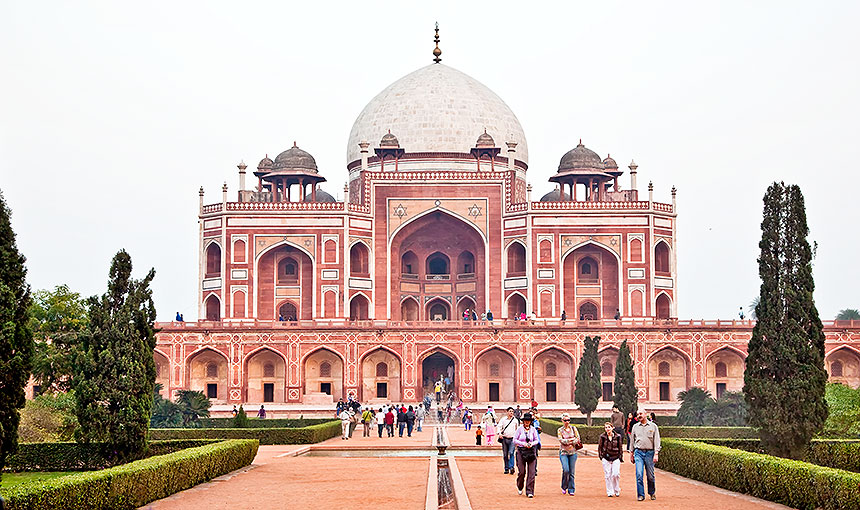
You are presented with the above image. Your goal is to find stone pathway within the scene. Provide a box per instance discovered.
[141,423,788,510]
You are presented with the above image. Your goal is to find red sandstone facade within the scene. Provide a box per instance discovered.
[154,60,860,411]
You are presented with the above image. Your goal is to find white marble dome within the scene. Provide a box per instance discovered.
[346,64,528,165]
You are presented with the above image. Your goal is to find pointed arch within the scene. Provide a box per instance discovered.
[647,344,692,402]
[426,298,451,321]
[400,295,420,321]
[475,346,517,402]
[349,240,371,276]
[360,345,403,401]
[243,346,287,403]
[506,240,527,277]
[533,346,574,402]
[655,291,672,319]
[561,240,623,322]
[185,347,229,401]
[506,291,527,318]
[654,239,671,274]
[203,293,221,321]
[388,207,489,244]
[349,292,370,320]
[303,346,345,401]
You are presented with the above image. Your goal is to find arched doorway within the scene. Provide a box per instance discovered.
[648,347,691,402]
[599,348,620,402]
[205,243,221,277]
[186,348,229,402]
[350,243,370,276]
[655,242,670,275]
[350,294,369,320]
[706,348,745,398]
[390,210,486,320]
[826,348,860,388]
[457,296,477,320]
[533,348,574,402]
[506,242,526,277]
[427,299,450,321]
[245,349,286,403]
[361,349,402,401]
[278,301,297,321]
[507,293,526,318]
[476,348,516,402]
[563,243,620,321]
[257,244,313,320]
[204,294,220,321]
[304,349,344,402]
[579,301,598,320]
[400,297,419,321]
[421,351,456,399]
[656,293,671,319]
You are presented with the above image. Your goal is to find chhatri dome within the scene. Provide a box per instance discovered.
[346,63,529,165]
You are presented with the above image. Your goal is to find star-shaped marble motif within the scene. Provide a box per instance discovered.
[610,237,618,246]
[393,204,408,219]
[563,238,573,247]
[303,239,313,247]
[468,204,482,219]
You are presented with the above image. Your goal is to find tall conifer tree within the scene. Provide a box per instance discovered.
[73,250,156,461]
[0,191,35,480]
[575,336,601,425]
[613,340,638,419]
[744,182,828,458]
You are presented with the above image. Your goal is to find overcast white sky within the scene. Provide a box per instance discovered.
[2,2,858,321]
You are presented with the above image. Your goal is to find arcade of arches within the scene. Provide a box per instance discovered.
[391,212,485,320]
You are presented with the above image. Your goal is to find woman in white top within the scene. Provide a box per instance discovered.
[375,407,386,438]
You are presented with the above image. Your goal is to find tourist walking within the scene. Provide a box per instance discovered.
[557,413,581,495]
[348,409,358,438]
[376,408,385,438]
[482,406,497,445]
[513,412,540,498]
[336,398,345,417]
[599,422,624,497]
[361,407,374,437]
[611,406,625,435]
[463,409,473,431]
[397,405,408,437]
[416,403,426,432]
[384,407,395,437]
[475,424,483,445]
[497,407,519,474]
[257,405,266,419]
[340,409,351,440]
[406,405,416,437]
[435,380,443,403]
[629,410,661,501]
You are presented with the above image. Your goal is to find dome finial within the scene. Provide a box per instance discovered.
[433,22,442,63]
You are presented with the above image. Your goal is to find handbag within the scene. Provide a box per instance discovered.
[519,445,536,462]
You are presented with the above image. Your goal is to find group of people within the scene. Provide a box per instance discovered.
[336,400,429,440]
[497,405,660,500]
[461,308,494,321]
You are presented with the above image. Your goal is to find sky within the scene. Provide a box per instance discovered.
[2,2,858,321]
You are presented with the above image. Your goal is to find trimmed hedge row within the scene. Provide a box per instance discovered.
[193,417,333,429]
[696,438,860,473]
[1,439,259,510]
[149,420,341,445]
[659,439,860,510]
[5,440,220,472]
[538,420,756,443]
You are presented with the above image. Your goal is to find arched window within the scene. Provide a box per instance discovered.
[324,239,337,263]
[489,363,500,377]
[401,251,418,276]
[602,362,614,377]
[205,243,221,277]
[457,251,475,275]
[630,238,642,262]
[278,302,297,321]
[376,362,388,377]
[831,360,844,377]
[715,361,727,378]
[233,239,246,263]
[263,363,275,378]
[539,239,552,263]
[426,253,449,275]
[579,302,598,320]
[656,294,671,320]
[350,243,369,276]
[545,362,557,377]
[206,362,218,378]
[578,256,599,283]
[658,361,670,377]
[655,242,670,274]
[507,243,526,276]
[277,257,299,284]
[319,361,332,378]
[205,295,220,321]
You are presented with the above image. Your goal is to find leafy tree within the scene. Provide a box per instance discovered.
[748,296,759,320]
[703,391,748,426]
[612,340,638,419]
[18,392,78,442]
[744,182,828,459]
[150,384,182,428]
[29,285,88,393]
[176,390,211,427]
[835,309,860,321]
[0,190,36,480]
[232,405,249,428]
[676,387,714,426]
[574,336,601,425]
[72,250,157,462]
[820,383,860,438]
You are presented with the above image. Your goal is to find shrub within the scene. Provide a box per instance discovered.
[697,438,860,473]
[192,417,333,429]
[659,439,860,510]
[4,440,220,472]
[17,394,78,443]
[539,420,757,444]
[232,406,249,428]
[821,383,860,438]
[149,420,341,445]
[1,439,258,510]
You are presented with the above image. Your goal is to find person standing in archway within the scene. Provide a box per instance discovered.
[435,379,443,404]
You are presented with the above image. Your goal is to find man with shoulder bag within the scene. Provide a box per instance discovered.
[497,407,520,474]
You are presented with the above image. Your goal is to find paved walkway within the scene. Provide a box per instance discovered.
[142,423,788,510]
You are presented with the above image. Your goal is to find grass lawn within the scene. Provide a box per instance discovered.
[1,471,76,489]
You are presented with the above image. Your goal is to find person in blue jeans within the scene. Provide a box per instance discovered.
[628,411,661,501]
[496,407,519,474]
[556,413,580,495]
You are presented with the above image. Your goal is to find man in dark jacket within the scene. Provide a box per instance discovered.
[405,406,417,436]
[397,406,408,437]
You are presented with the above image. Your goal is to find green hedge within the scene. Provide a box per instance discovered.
[538,420,756,443]
[659,439,860,510]
[696,438,860,473]
[1,439,259,510]
[149,420,341,445]
[192,417,333,429]
[5,440,220,472]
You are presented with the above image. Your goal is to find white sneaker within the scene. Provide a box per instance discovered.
[517,489,523,495]
[527,494,534,498]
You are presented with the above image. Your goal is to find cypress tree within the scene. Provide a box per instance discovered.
[574,336,601,425]
[73,250,156,462]
[744,182,828,459]
[0,191,35,480]
[613,340,638,419]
